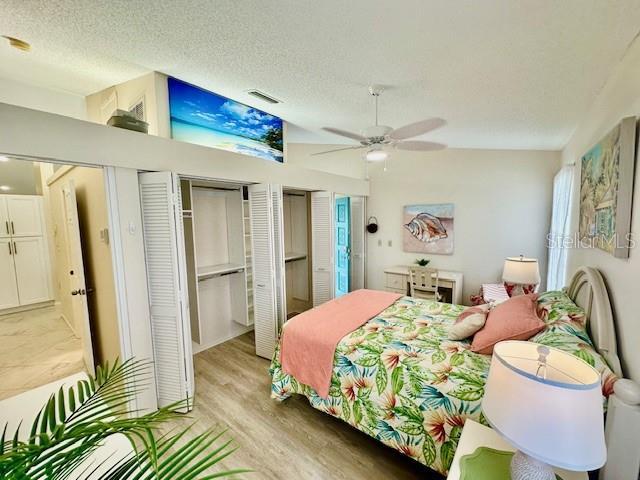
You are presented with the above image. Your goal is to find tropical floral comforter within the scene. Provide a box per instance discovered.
[269,291,617,475]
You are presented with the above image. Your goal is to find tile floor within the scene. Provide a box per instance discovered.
[0,305,85,400]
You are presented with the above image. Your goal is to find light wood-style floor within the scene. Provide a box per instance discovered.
[0,305,84,400]
[166,332,443,480]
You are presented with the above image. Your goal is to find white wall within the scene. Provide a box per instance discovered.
[0,158,41,194]
[289,144,560,302]
[287,143,367,179]
[0,77,86,120]
[563,36,640,382]
[85,72,169,137]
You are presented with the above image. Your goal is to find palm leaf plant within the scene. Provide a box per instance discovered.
[0,358,249,479]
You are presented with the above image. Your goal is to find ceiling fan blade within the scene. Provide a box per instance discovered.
[311,145,364,156]
[389,118,446,140]
[395,140,447,151]
[322,127,367,142]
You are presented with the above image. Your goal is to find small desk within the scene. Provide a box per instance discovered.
[447,420,587,480]
[383,265,464,305]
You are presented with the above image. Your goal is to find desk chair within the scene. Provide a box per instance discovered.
[408,266,442,301]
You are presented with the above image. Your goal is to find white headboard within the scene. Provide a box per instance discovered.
[565,268,640,480]
[566,266,623,377]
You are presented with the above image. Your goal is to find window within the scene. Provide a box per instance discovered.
[547,166,574,290]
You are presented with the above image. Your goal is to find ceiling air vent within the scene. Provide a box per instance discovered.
[247,89,281,104]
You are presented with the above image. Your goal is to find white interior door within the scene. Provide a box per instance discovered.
[350,196,366,290]
[6,195,43,237]
[0,240,19,309]
[271,184,287,328]
[62,181,95,376]
[138,171,194,411]
[248,183,281,359]
[311,191,334,306]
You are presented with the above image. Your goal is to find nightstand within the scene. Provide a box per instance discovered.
[447,420,588,480]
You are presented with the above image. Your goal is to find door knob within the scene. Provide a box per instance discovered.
[71,289,86,296]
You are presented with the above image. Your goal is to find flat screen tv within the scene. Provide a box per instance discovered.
[168,77,284,163]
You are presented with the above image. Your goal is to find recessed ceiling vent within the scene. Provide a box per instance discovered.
[247,89,281,104]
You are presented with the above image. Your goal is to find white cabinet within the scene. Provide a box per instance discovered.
[12,237,51,305]
[0,195,52,311]
[6,196,43,236]
[0,240,20,309]
[0,198,10,238]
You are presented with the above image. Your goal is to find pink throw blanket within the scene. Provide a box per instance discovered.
[280,289,402,398]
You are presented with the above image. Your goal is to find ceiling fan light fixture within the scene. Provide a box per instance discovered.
[317,85,447,157]
[365,148,389,162]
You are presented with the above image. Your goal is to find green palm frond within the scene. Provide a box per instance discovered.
[0,358,249,480]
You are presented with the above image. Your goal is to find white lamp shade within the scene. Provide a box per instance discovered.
[502,256,540,284]
[482,341,606,471]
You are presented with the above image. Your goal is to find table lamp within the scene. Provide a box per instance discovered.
[502,256,540,296]
[482,341,606,480]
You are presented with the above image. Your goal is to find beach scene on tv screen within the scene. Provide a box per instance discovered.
[168,77,284,163]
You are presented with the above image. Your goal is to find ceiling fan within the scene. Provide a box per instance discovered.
[313,85,447,162]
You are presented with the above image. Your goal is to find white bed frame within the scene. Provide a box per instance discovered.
[565,267,640,480]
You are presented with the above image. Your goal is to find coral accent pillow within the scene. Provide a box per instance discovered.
[471,294,544,355]
[448,304,491,341]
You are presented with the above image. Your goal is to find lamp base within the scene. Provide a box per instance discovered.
[510,450,555,480]
[504,282,537,297]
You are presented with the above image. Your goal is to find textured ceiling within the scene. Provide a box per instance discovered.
[1,0,639,149]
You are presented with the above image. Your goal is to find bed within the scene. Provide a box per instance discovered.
[269,267,636,478]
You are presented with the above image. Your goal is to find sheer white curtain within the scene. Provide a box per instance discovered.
[547,166,574,290]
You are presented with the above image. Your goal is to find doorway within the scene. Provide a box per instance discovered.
[0,156,119,399]
[334,194,366,297]
[335,196,351,297]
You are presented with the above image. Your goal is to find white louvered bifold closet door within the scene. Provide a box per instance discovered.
[138,171,194,411]
[248,184,278,359]
[271,184,287,329]
[311,191,334,306]
[350,196,366,290]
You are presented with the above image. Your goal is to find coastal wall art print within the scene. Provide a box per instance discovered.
[578,116,637,258]
[403,203,454,255]
[168,77,284,163]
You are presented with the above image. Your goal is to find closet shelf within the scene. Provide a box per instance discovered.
[285,252,307,263]
[197,262,245,280]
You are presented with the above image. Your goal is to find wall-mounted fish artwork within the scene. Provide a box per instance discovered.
[403,204,454,254]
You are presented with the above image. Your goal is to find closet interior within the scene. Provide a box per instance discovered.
[178,180,315,355]
[282,189,312,319]
[180,178,253,353]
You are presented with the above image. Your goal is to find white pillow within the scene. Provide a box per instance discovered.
[448,304,491,341]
